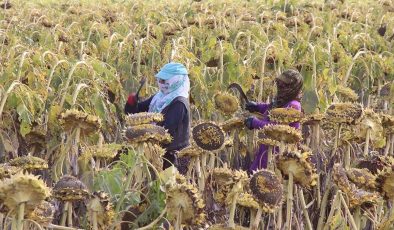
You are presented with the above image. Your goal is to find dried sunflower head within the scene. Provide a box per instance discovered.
[211,166,234,187]
[214,91,239,115]
[237,192,259,210]
[123,124,172,144]
[348,188,381,209]
[332,164,356,194]
[250,170,283,213]
[357,155,394,175]
[381,113,394,135]
[220,117,245,132]
[269,107,303,124]
[124,112,163,126]
[325,102,363,124]
[192,122,225,151]
[336,85,359,101]
[80,143,122,161]
[9,155,48,171]
[257,138,280,147]
[353,109,385,148]
[276,151,318,188]
[59,109,101,134]
[25,130,46,153]
[346,168,377,191]
[87,191,115,229]
[0,164,21,179]
[26,201,55,226]
[177,145,203,158]
[260,124,302,144]
[166,182,206,226]
[376,166,394,200]
[0,172,51,213]
[301,112,325,126]
[53,175,89,201]
[144,143,165,171]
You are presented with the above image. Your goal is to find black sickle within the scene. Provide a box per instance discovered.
[227,83,249,103]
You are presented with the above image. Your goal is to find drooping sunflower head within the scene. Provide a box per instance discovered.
[301,112,325,126]
[336,85,359,101]
[332,164,355,194]
[220,117,245,132]
[26,201,55,226]
[249,170,283,213]
[58,109,101,134]
[236,192,259,210]
[124,112,163,126]
[0,172,51,213]
[353,109,385,149]
[346,168,377,191]
[87,191,115,229]
[381,113,394,135]
[192,122,225,151]
[325,102,363,124]
[269,107,303,124]
[53,175,89,201]
[123,124,172,145]
[380,82,393,101]
[357,154,394,175]
[9,155,48,171]
[177,145,204,158]
[25,130,46,153]
[0,164,22,179]
[80,143,122,161]
[257,137,280,147]
[260,124,302,144]
[214,91,239,115]
[348,188,381,209]
[276,151,318,188]
[376,166,394,200]
[211,165,235,187]
[166,182,206,226]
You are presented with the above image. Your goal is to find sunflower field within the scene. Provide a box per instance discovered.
[0,0,393,229]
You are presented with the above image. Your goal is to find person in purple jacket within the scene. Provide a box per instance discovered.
[244,69,303,171]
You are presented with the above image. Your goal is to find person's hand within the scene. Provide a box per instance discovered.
[245,101,259,113]
[127,93,138,106]
[244,116,255,130]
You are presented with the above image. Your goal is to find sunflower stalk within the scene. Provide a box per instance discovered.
[317,177,331,230]
[298,186,313,230]
[353,206,361,229]
[16,202,25,230]
[286,173,294,230]
[364,128,371,156]
[92,211,98,230]
[251,207,263,230]
[67,202,73,227]
[60,202,69,226]
[175,207,183,230]
[345,143,351,169]
[339,193,358,230]
[228,181,242,228]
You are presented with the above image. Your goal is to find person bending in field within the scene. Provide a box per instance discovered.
[244,69,303,172]
[125,62,191,174]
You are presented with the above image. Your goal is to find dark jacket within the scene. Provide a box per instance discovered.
[124,96,190,152]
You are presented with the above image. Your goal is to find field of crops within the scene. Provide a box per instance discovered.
[0,0,394,229]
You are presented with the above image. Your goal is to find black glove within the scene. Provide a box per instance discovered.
[244,116,255,130]
[245,101,259,113]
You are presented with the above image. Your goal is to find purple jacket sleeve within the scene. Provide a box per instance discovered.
[251,100,301,129]
[256,103,270,114]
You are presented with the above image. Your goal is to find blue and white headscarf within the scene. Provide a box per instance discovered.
[149,74,190,113]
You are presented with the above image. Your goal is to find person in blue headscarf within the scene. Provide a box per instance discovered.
[125,62,191,173]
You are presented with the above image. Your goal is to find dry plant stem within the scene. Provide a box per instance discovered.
[317,177,331,230]
[47,224,85,230]
[250,209,257,228]
[298,186,313,230]
[175,207,183,230]
[345,143,351,169]
[228,181,242,228]
[186,157,195,181]
[267,146,274,170]
[339,193,358,230]
[277,204,283,230]
[67,202,73,227]
[16,202,25,230]
[384,134,391,156]
[60,202,69,226]
[286,173,294,230]
[332,124,342,156]
[312,124,320,151]
[92,211,98,230]
[195,157,204,192]
[252,207,263,230]
[323,191,340,230]
[71,127,81,176]
[353,206,361,229]
[364,128,371,156]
